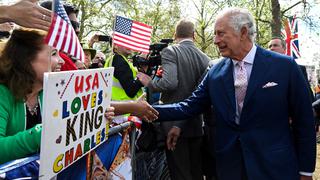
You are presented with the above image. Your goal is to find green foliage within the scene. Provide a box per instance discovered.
[65,0,316,59]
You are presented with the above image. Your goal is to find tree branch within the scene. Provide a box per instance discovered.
[281,1,302,14]
[257,18,271,24]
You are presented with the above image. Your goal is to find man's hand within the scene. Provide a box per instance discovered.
[166,126,181,151]
[111,94,159,122]
[6,0,52,31]
[137,72,152,86]
[130,93,158,121]
[300,175,313,180]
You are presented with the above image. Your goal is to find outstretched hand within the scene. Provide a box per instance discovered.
[110,93,159,122]
[130,93,159,122]
[5,0,52,31]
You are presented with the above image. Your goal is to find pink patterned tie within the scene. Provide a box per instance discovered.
[234,61,248,116]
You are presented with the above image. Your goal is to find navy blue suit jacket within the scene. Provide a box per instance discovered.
[154,46,316,180]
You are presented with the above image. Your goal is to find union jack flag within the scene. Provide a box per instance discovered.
[45,0,84,62]
[282,15,301,59]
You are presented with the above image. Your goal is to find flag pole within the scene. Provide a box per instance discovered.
[111,15,116,55]
[47,0,56,73]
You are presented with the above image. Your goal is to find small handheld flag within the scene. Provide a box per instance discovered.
[113,16,152,54]
[45,0,85,62]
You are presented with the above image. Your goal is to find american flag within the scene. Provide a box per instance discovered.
[44,0,84,62]
[113,16,152,54]
[282,15,301,59]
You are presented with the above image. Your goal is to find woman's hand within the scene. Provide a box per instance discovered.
[104,106,115,123]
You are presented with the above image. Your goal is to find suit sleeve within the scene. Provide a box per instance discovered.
[154,72,211,121]
[289,60,316,173]
[148,47,178,92]
[148,47,186,130]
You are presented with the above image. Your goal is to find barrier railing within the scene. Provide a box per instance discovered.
[0,121,134,179]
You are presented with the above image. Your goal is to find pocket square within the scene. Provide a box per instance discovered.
[262,82,278,88]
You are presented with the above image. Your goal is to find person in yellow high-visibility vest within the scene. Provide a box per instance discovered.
[104,44,143,101]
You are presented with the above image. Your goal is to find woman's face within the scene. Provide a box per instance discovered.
[32,45,65,84]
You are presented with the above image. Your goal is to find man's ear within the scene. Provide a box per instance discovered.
[240,26,249,41]
[173,32,177,41]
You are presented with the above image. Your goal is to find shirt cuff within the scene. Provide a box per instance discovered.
[299,171,313,176]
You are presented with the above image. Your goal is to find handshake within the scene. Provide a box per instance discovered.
[104,93,159,123]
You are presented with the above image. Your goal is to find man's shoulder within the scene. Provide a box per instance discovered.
[212,57,228,67]
[255,47,300,76]
[203,58,227,76]
[257,46,292,62]
[173,42,210,58]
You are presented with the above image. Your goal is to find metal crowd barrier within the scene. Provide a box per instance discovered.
[0,121,134,179]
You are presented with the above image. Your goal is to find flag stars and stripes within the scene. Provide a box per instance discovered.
[113,16,152,54]
[56,3,70,23]
[115,16,133,35]
[45,0,84,62]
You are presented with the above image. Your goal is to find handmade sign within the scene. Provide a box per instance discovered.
[39,68,114,179]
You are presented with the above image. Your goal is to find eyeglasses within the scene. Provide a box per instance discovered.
[70,20,80,30]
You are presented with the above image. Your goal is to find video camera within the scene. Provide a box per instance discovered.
[132,38,173,75]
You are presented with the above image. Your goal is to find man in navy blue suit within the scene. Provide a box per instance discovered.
[152,8,316,180]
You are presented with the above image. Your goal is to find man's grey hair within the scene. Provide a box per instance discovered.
[216,8,256,42]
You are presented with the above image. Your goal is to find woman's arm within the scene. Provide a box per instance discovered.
[110,100,158,121]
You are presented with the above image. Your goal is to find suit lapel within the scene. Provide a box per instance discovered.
[220,58,236,114]
[243,46,270,108]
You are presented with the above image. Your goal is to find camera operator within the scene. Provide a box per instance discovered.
[137,19,210,180]
[104,44,143,101]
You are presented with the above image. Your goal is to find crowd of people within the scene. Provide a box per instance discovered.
[0,1,319,180]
